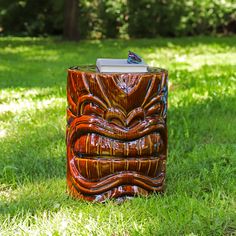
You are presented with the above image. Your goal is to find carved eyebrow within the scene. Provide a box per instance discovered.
[77,94,107,116]
[81,72,90,93]
[143,95,162,110]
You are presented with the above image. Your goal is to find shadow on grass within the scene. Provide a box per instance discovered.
[1,35,236,49]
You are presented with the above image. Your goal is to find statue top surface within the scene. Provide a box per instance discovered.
[68,65,167,75]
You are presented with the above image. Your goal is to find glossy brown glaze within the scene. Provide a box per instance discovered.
[66,66,168,202]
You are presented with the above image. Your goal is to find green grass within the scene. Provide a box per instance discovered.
[0,36,236,235]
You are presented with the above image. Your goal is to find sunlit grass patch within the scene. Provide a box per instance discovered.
[0,36,235,235]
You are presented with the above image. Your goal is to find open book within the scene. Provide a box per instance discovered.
[96,59,148,73]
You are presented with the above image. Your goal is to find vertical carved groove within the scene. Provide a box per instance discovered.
[96,74,112,108]
[97,160,100,179]
[146,160,151,175]
[154,159,159,176]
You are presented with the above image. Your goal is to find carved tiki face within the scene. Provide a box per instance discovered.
[67,67,168,202]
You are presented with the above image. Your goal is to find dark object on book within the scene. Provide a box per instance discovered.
[127,50,142,64]
[66,65,168,202]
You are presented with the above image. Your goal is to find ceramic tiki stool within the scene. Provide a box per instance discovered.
[66,66,168,202]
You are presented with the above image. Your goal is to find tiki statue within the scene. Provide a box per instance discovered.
[66,66,168,202]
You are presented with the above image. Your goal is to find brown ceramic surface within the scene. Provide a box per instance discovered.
[66,66,168,202]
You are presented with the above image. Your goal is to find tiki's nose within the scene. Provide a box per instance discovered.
[126,107,145,127]
[105,107,126,127]
[105,107,145,128]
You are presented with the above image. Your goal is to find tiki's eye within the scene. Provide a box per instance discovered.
[146,103,163,117]
[127,50,142,64]
[81,102,104,117]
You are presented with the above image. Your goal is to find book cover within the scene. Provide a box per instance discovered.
[96,59,148,73]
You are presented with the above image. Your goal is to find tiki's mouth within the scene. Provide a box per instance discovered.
[74,132,163,158]
[69,115,166,183]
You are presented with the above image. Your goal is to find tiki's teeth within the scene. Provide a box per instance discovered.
[113,140,124,156]
[100,136,112,156]
[74,133,162,156]
[75,158,161,180]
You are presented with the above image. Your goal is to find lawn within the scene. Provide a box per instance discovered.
[0,36,235,235]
